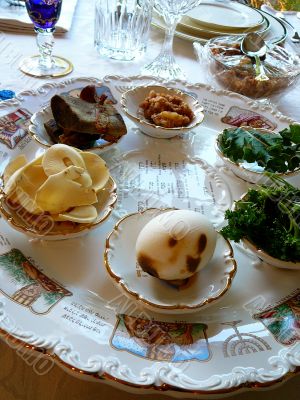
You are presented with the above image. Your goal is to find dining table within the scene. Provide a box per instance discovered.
[0,0,300,399]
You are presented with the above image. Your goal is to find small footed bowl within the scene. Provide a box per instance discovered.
[121,85,204,139]
[104,208,237,314]
[215,127,300,184]
[0,176,117,241]
[29,106,123,153]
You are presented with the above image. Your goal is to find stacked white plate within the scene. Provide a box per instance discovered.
[152,0,287,45]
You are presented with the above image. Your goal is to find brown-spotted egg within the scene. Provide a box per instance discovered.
[135,210,217,283]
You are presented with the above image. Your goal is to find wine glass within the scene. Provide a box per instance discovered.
[20,0,73,77]
[142,0,202,80]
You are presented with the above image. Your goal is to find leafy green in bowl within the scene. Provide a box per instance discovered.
[221,175,300,268]
[216,125,300,182]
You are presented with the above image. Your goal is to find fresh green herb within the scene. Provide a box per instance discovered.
[217,124,300,173]
[221,175,300,262]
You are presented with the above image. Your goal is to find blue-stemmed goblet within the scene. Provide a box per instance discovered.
[20,0,73,77]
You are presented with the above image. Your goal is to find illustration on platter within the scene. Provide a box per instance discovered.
[111,314,210,362]
[221,106,276,130]
[0,109,32,149]
[222,320,272,357]
[0,249,72,314]
[253,289,300,346]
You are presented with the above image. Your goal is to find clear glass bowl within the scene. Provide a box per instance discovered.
[203,36,300,99]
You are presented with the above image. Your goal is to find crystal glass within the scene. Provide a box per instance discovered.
[19,0,73,77]
[94,0,153,61]
[142,0,201,80]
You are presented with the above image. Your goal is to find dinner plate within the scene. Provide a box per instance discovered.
[152,9,287,45]
[185,0,264,31]
[178,14,269,40]
[105,208,237,314]
[0,76,299,396]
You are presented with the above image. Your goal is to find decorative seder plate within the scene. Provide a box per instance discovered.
[0,76,299,396]
[105,208,237,314]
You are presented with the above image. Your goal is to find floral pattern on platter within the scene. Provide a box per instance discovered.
[0,249,72,314]
[253,289,300,346]
[111,314,211,362]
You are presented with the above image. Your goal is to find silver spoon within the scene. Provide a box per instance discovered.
[241,33,269,82]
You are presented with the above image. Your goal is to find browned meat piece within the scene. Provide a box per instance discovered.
[44,117,101,149]
[80,85,110,105]
[80,85,97,103]
[50,94,127,140]
[58,131,100,149]
[44,119,63,143]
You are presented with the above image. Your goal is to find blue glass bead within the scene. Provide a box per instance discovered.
[0,90,16,100]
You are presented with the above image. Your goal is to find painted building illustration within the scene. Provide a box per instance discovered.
[111,314,210,362]
[0,249,72,314]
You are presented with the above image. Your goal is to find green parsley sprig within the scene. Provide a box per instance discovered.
[221,175,300,262]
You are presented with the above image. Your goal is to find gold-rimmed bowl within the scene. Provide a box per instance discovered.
[215,127,300,184]
[29,106,124,153]
[0,175,117,241]
[121,85,204,139]
[242,237,300,270]
[104,208,237,314]
[233,193,300,270]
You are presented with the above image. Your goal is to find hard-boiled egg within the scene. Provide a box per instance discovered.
[136,210,217,285]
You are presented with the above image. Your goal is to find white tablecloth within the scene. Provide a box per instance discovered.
[1,0,300,121]
[0,0,299,399]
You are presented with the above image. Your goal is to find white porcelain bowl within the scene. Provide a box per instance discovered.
[233,193,300,270]
[242,237,300,270]
[215,127,300,184]
[105,208,237,314]
[0,176,117,241]
[29,106,123,153]
[121,85,204,139]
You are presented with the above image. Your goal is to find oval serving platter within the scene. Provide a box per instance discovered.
[0,76,299,397]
